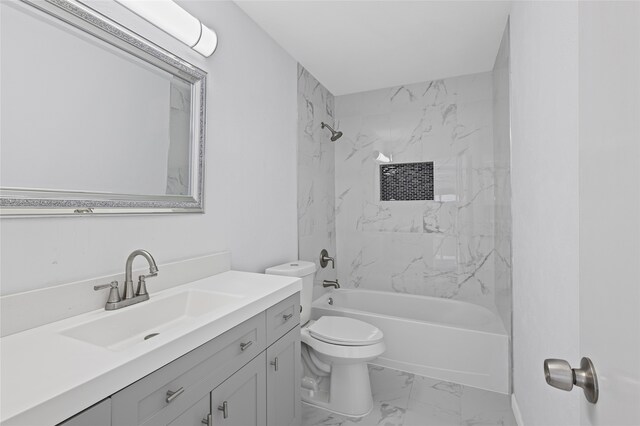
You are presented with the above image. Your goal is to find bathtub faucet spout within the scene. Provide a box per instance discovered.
[323,279,340,289]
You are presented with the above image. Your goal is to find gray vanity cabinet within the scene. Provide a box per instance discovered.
[266,327,301,426]
[105,293,301,426]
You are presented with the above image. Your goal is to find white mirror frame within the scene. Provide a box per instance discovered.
[0,0,207,217]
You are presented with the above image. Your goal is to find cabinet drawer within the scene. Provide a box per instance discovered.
[265,293,300,345]
[113,312,266,426]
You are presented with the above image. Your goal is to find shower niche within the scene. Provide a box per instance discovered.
[379,162,435,201]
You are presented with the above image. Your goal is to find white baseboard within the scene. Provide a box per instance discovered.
[511,393,525,426]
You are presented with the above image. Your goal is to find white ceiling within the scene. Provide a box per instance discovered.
[235,1,511,96]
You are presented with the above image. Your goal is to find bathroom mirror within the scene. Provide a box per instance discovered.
[0,0,207,216]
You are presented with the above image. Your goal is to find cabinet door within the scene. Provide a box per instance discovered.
[58,399,111,426]
[266,326,301,426]
[166,395,210,426]
[211,352,266,426]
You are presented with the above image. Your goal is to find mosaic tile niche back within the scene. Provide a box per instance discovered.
[380,162,434,201]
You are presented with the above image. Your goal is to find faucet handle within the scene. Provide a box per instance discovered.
[136,273,155,297]
[320,249,335,269]
[94,281,121,303]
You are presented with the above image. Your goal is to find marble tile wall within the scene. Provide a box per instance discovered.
[492,23,513,336]
[334,73,497,309]
[297,65,337,291]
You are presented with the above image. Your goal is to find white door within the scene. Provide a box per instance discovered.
[578,1,640,425]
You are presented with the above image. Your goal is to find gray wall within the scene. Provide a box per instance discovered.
[0,1,298,295]
[510,2,580,424]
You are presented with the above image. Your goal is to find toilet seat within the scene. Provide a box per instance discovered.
[307,316,384,346]
[301,324,386,363]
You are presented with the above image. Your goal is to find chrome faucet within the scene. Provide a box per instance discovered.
[94,249,159,310]
[124,249,159,299]
[323,279,340,289]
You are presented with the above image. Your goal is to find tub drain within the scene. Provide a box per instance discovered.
[144,333,160,340]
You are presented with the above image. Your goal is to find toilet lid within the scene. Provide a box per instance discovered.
[307,316,384,346]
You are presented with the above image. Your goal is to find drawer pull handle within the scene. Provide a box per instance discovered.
[283,313,293,321]
[218,401,229,419]
[270,357,279,371]
[240,340,253,351]
[165,387,184,403]
[201,414,212,426]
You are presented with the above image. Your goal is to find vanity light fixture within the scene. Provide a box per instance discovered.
[115,0,217,57]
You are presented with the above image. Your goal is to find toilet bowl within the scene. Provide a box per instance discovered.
[265,261,385,417]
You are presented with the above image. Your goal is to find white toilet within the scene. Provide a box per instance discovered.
[265,261,385,417]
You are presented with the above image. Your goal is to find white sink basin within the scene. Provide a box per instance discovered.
[60,290,242,351]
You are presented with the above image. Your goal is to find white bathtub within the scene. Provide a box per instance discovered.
[311,289,509,394]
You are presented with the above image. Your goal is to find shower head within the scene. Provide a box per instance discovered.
[321,122,343,141]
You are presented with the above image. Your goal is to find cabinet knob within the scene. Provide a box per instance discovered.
[218,401,229,419]
[240,340,253,351]
[270,357,279,371]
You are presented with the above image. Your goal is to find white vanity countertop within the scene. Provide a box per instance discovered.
[0,271,301,426]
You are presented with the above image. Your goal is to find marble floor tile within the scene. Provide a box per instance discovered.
[403,398,460,426]
[302,401,406,426]
[302,366,517,426]
[302,403,351,426]
[345,402,407,426]
[460,386,516,426]
[369,365,414,407]
[409,376,463,415]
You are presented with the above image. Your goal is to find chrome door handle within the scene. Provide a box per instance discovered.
[270,357,279,371]
[283,313,293,321]
[218,401,229,419]
[544,357,599,403]
[240,340,253,351]
[201,414,212,426]
[165,387,184,403]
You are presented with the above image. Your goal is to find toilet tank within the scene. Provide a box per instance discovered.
[265,261,316,325]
